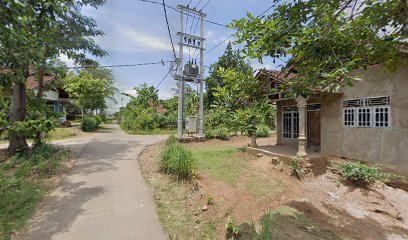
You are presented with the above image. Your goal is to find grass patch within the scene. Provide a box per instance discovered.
[125,128,176,135]
[0,143,71,239]
[160,141,196,181]
[191,146,248,186]
[239,206,341,240]
[45,127,78,141]
[245,175,285,199]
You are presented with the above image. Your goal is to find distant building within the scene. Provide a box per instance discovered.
[26,73,70,123]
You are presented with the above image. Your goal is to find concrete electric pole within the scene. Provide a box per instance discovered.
[176,5,206,140]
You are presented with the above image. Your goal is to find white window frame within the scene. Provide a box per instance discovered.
[282,106,299,139]
[357,107,372,128]
[342,96,392,129]
[343,108,356,127]
[373,105,392,128]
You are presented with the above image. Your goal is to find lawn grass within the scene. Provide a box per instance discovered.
[191,146,248,186]
[125,128,176,135]
[0,128,78,146]
[0,144,72,239]
[45,127,78,140]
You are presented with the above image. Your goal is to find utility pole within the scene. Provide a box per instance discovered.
[175,5,206,140]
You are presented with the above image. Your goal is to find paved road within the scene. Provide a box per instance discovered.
[20,125,168,240]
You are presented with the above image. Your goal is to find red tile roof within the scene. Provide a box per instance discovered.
[26,74,56,90]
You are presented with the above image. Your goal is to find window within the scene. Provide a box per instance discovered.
[374,106,390,127]
[357,108,371,127]
[343,96,391,129]
[282,106,299,139]
[343,108,355,127]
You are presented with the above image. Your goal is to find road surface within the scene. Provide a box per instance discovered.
[19,125,168,240]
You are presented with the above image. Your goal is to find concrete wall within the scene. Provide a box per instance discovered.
[321,65,408,167]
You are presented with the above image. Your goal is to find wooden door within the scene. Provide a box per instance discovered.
[307,111,321,149]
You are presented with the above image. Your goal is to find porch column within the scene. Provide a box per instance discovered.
[296,96,307,157]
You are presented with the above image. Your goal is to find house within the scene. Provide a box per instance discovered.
[257,64,408,167]
[26,73,70,123]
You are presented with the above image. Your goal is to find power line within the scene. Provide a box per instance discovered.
[194,0,202,9]
[155,66,174,89]
[162,0,177,59]
[200,0,211,10]
[200,2,279,57]
[68,60,174,69]
[136,0,228,27]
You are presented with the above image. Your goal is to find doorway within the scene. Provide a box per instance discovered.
[307,104,321,151]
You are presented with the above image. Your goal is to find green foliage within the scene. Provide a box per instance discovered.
[0,143,70,238]
[230,0,407,94]
[259,209,272,240]
[165,135,178,146]
[94,115,103,126]
[121,83,177,134]
[81,116,99,132]
[206,127,232,140]
[63,71,114,118]
[207,195,214,206]
[334,161,383,183]
[289,157,304,180]
[225,216,242,238]
[256,124,270,138]
[205,42,253,108]
[160,143,196,181]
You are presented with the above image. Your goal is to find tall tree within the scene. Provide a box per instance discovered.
[0,0,107,154]
[63,71,112,119]
[216,69,271,147]
[205,42,253,108]
[230,0,407,95]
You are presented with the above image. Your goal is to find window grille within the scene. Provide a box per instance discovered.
[357,108,371,127]
[343,99,364,108]
[343,96,391,129]
[374,106,390,127]
[366,96,390,106]
[282,107,299,139]
[343,108,355,127]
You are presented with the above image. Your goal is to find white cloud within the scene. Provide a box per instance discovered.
[59,54,75,67]
[123,28,174,52]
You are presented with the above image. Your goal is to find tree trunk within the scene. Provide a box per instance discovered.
[8,70,29,154]
[81,107,84,120]
[250,118,257,147]
[35,66,45,144]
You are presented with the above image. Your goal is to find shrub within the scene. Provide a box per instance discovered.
[206,127,231,140]
[259,209,272,240]
[256,124,270,138]
[225,216,241,238]
[165,135,178,146]
[81,116,98,132]
[289,157,304,179]
[94,115,103,126]
[334,161,383,183]
[160,143,196,180]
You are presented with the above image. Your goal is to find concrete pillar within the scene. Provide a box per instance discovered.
[296,96,307,157]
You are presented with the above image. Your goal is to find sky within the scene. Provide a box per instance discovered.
[63,0,286,112]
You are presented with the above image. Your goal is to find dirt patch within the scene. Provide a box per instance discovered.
[139,138,408,240]
[308,156,329,176]
[0,149,8,162]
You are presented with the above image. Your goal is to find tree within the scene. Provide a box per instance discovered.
[205,42,253,108]
[63,71,112,119]
[0,0,107,154]
[230,0,407,95]
[216,69,271,147]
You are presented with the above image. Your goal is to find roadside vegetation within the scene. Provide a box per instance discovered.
[0,143,74,239]
[160,136,196,181]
